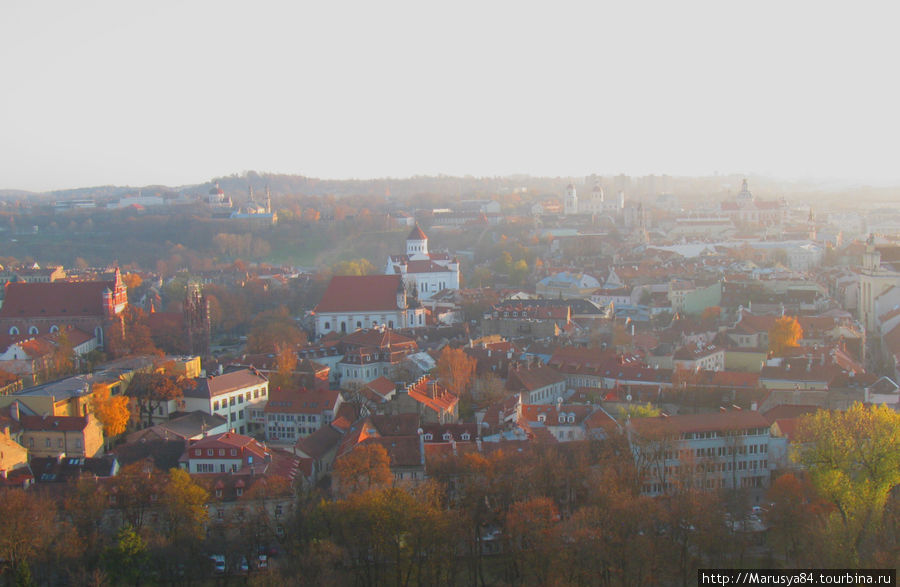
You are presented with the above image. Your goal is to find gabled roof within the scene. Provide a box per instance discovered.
[407,224,428,241]
[264,387,340,414]
[506,364,565,392]
[19,414,90,432]
[315,275,404,313]
[186,368,268,399]
[629,410,770,436]
[0,280,115,318]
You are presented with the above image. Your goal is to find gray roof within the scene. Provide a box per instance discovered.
[184,369,268,399]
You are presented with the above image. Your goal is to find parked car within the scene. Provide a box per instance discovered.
[210,555,226,574]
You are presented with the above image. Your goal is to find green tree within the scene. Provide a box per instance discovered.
[102,526,148,586]
[794,403,900,563]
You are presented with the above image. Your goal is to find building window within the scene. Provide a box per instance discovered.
[8,327,18,335]
[49,325,59,333]
[28,326,38,335]
[230,397,235,406]
[213,401,219,410]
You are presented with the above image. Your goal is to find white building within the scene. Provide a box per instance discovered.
[313,274,427,337]
[385,225,460,301]
[182,368,269,436]
[628,410,782,496]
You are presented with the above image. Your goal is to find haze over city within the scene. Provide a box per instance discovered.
[2,1,899,192]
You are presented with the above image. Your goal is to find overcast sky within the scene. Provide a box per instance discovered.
[2,1,898,192]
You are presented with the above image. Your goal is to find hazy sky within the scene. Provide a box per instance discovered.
[2,1,899,192]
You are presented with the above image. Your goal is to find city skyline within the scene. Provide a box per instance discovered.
[2,1,899,192]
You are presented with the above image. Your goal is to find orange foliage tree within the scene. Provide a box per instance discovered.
[768,315,803,356]
[333,443,392,497]
[90,385,131,437]
[435,346,477,397]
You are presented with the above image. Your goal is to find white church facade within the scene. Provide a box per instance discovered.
[385,225,460,301]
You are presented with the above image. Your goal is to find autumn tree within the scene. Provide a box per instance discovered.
[0,490,58,582]
[126,372,185,427]
[159,468,209,543]
[245,306,307,354]
[617,401,662,420]
[269,343,298,390]
[502,497,561,585]
[435,346,477,397]
[106,306,160,358]
[91,384,131,438]
[333,442,392,497]
[794,403,900,563]
[768,315,803,356]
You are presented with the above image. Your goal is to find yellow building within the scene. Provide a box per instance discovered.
[19,413,104,458]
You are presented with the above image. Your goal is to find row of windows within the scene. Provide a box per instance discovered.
[9,325,61,335]
[195,463,239,473]
[423,432,471,441]
[194,448,238,457]
[29,437,83,449]
[211,388,266,411]
[664,459,768,476]
[267,413,318,423]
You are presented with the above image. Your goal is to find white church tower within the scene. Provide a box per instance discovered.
[406,224,429,259]
[564,184,578,215]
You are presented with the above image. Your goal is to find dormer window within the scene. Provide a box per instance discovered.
[558,415,565,424]
[424,433,433,441]
[537,414,546,423]
[461,433,470,441]
[567,414,575,424]
[235,487,243,497]
[442,433,452,441]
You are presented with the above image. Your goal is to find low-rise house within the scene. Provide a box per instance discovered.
[506,362,567,404]
[20,413,104,458]
[263,387,342,444]
[0,430,28,480]
[125,411,229,444]
[335,414,426,483]
[518,403,593,442]
[179,431,270,475]
[183,368,268,436]
[673,343,725,372]
[387,376,458,424]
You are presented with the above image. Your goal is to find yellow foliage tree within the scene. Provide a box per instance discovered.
[768,315,803,356]
[90,385,130,437]
[794,403,900,562]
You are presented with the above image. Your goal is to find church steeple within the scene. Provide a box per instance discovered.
[406,223,428,257]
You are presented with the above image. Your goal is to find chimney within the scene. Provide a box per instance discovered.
[218,364,224,376]
[750,401,758,411]
[10,402,19,421]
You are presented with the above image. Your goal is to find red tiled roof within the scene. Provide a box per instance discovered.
[406,379,458,413]
[264,387,340,414]
[19,415,89,432]
[364,376,396,398]
[506,365,565,392]
[0,280,114,318]
[629,410,769,436]
[315,275,403,313]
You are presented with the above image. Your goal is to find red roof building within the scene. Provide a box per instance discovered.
[0,269,127,348]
